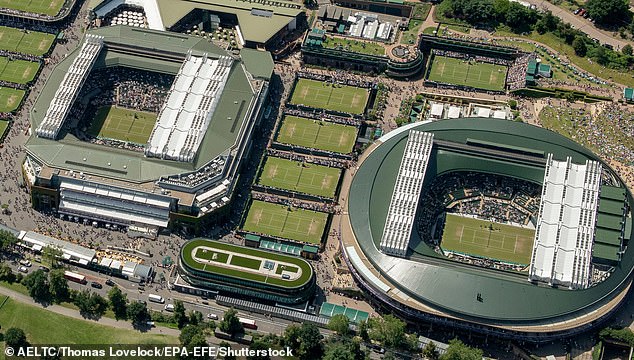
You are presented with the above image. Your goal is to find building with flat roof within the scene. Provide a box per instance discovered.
[344,118,633,342]
[24,25,273,236]
[176,239,316,304]
[89,0,305,48]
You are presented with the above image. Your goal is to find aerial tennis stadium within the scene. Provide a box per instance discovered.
[22,25,273,236]
[342,118,633,342]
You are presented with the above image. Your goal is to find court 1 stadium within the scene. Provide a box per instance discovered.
[343,118,633,342]
[22,25,274,236]
[175,238,316,304]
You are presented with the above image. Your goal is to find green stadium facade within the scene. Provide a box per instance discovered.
[344,118,633,342]
[89,0,305,48]
[176,239,316,304]
[301,28,424,78]
[23,26,273,236]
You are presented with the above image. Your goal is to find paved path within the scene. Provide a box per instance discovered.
[524,0,629,50]
[0,286,180,337]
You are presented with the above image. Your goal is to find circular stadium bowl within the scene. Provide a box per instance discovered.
[344,118,634,342]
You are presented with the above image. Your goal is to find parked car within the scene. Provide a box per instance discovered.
[18,266,28,273]
[207,313,218,320]
[19,260,31,267]
[38,266,50,272]
[91,282,103,289]
[105,279,115,286]
[164,304,175,312]
[574,8,581,14]
[146,321,155,327]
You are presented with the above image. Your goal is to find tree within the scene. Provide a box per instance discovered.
[422,341,440,360]
[572,36,587,57]
[22,269,50,303]
[297,323,324,360]
[246,339,271,360]
[357,320,369,342]
[218,341,236,360]
[324,338,365,360]
[593,45,608,65]
[368,315,406,349]
[48,269,69,303]
[4,327,29,350]
[108,286,128,320]
[623,44,633,56]
[440,339,483,360]
[0,264,15,283]
[42,245,63,268]
[219,308,243,336]
[505,2,535,32]
[492,0,510,21]
[283,324,302,353]
[127,301,150,327]
[174,300,187,329]
[328,314,350,336]
[586,0,629,25]
[0,230,18,251]
[188,310,203,327]
[74,289,108,318]
[179,325,209,360]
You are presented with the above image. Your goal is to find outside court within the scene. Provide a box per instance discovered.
[427,55,507,91]
[0,26,55,56]
[242,200,327,245]
[276,116,357,154]
[258,157,342,198]
[289,79,369,115]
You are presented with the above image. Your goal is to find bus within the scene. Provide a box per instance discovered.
[64,271,87,285]
[148,294,165,304]
[238,317,257,330]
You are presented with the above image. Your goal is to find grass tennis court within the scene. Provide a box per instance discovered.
[0,88,25,112]
[277,116,357,153]
[441,214,535,265]
[258,157,342,198]
[243,200,328,245]
[0,0,65,16]
[290,78,369,115]
[0,57,39,84]
[0,26,55,56]
[427,56,507,91]
[88,105,157,144]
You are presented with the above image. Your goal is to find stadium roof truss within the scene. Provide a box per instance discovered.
[145,52,233,162]
[529,154,602,289]
[379,130,434,256]
[36,34,104,139]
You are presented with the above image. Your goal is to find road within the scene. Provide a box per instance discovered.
[524,0,629,50]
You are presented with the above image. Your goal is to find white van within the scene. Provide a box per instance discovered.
[164,303,175,312]
[148,294,165,304]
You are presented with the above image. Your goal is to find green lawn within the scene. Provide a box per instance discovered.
[88,105,157,144]
[0,0,65,16]
[0,120,8,139]
[229,255,262,270]
[400,19,423,45]
[258,157,342,198]
[0,26,55,56]
[441,214,535,265]
[0,56,40,84]
[0,87,25,112]
[275,265,298,275]
[409,2,431,20]
[290,78,369,115]
[181,239,314,288]
[276,116,357,154]
[194,248,229,264]
[0,296,177,348]
[243,200,328,245]
[427,55,507,91]
[322,36,385,56]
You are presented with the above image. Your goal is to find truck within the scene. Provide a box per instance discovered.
[148,294,165,304]
[238,317,257,330]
